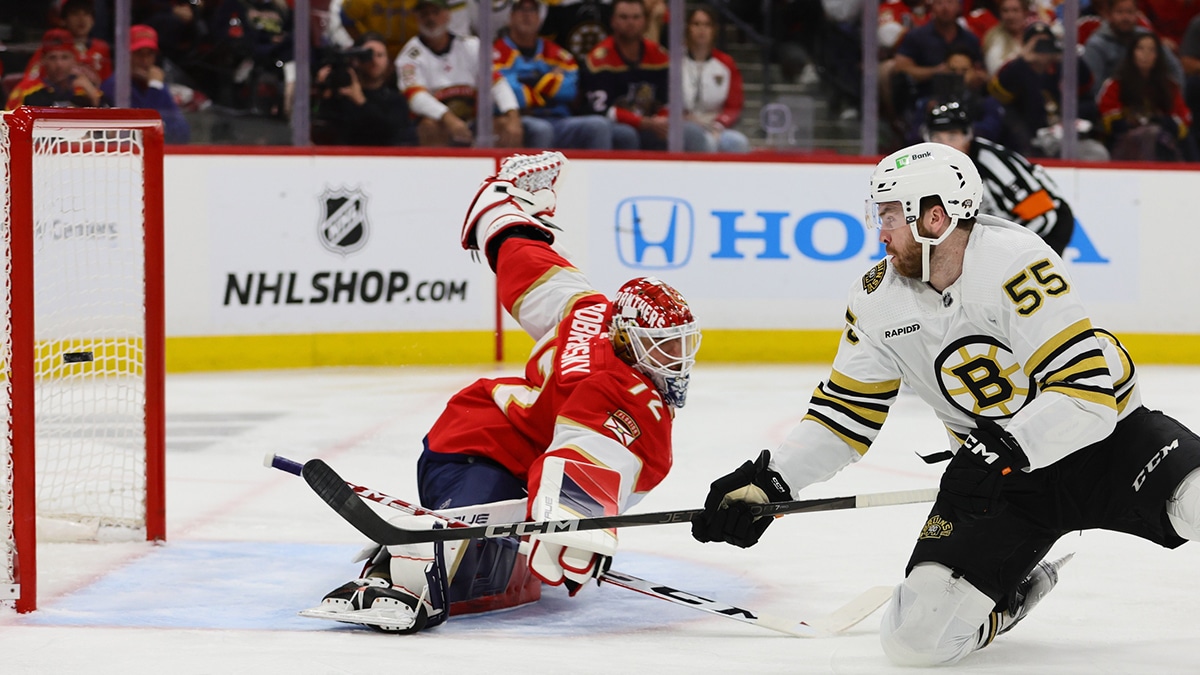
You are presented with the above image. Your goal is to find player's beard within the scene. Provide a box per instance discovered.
[888,222,932,280]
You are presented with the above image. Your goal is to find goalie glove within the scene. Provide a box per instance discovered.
[461,151,566,270]
[691,449,792,548]
[939,419,1029,522]
[527,456,620,596]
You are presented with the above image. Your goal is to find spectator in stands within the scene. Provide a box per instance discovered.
[1138,0,1200,54]
[99,25,190,143]
[494,0,613,149]
[682,5,750,153]
[581,0,706,150]
[208,0,295,116]
[878,0,923,58]
[1179,13,1200,142]
[5,29,103,109]
[1083,0,1183,96]
[1097,31,1194,161]
[981,0,1029,75]
[889,0,984,136]
[313,32,416,146]
[341,0,472,62]
[643,0,667,44]
[23,0,111,85]
[908,44,1003,145]
[397,0,523,147]
[137,0,218,108]
[991,21,1108,159]
[541,0,614,61]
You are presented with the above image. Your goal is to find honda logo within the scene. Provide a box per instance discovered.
[614,196,694,269]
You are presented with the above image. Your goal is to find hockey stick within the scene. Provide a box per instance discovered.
[266,454,894,637]
[294,457,937,545]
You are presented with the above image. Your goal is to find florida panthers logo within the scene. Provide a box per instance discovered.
[935,335,1034,419]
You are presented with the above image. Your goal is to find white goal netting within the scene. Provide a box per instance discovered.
[2,113,157,610]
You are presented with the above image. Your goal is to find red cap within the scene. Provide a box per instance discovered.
[41,28,75,55]
[129,24,158,53]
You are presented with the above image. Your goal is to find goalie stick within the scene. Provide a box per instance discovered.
[295,457,937,545]
[267,454,894,637]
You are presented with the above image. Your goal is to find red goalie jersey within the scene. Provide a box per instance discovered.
[425,238,674,512]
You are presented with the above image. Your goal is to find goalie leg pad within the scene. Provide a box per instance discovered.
[382,515,454,630]
[879,563,996,667]
[413,445,543,613]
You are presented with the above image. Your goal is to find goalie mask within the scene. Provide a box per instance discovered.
[866,142,982,282]
[610,277,701,408]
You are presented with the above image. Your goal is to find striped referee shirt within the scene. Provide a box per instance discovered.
[970,137,1073,253]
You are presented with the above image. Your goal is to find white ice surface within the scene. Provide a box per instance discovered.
[3,364,1200,674]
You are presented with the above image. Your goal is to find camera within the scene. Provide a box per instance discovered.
[318,46,375,91]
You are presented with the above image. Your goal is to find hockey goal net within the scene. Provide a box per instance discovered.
[1,107,165,614]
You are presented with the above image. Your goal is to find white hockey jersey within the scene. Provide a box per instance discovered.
[772,216,1140,492]
[396,33,518,121]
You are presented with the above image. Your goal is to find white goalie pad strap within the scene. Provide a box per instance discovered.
[384,514,459,600]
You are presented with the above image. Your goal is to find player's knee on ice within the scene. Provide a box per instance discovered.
[1167,468,1200,541]
[879,563,994,667]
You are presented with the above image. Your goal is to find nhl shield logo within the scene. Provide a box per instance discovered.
[318,187,370,255]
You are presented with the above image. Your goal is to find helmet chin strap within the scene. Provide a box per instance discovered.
[911,215,960,284]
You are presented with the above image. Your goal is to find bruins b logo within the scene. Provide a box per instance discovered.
[935,335,1033,419]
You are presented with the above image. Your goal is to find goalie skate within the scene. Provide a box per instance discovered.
[299,604,421,632]
[301,577,431,633]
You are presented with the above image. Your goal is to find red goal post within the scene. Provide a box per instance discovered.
[2,107,165,614]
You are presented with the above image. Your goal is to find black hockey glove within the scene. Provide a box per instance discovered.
[691,449,792,548]
[939,420,1030,522]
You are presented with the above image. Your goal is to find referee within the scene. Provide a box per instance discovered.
[924,101,1075,255]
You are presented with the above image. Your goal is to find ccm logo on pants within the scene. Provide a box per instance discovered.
[1133,439,1179,492]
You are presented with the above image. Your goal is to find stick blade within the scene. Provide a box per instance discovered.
[804,585,893,634]
[302,459,405,544]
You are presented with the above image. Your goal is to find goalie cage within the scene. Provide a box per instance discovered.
[1,107,166,614]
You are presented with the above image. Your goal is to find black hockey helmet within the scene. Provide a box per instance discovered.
[926,101,972,134]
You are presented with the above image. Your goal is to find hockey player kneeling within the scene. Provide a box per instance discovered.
[307,152,700,633]
[692,142,1200,665]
